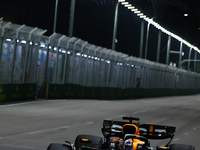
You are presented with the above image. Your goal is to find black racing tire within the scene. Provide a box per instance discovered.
[75,134,103,150]
[170,144,195,150]
[47,143,72,150]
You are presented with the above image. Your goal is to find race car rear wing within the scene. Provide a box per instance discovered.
[102,120,176,140]
[139,124,175,139]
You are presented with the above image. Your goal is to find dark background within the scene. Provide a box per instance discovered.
[0,0,200,66]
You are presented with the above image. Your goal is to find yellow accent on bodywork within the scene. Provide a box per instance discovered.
[122,124,139,134]
[133,139,145,150]
[149,125,153,135]
[81,139,89,142]
[160,147,168,149]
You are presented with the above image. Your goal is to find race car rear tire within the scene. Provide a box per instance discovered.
[170,144,195,150]
[75,134,103,150]
[47,143,72,150]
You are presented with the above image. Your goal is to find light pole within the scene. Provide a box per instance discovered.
[188,47,192,70]
[69,0,76,37]
[194,51,197,71]
[53,0,58,33]
[139,20,144,58]
[156,30,161,62]
[144,22,150,59]
[178,41,183,68]
[112,1,119,50]
[166,35,171,65]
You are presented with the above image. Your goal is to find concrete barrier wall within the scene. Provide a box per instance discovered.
[0,84,36,103]
[46,83,200,99]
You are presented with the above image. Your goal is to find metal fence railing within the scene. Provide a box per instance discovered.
[1,20,200,101]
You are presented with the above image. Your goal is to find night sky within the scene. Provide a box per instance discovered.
[0,0,198,66]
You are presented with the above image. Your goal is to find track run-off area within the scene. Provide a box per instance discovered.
[0,94,200,150]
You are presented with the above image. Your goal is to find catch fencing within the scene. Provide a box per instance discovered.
[0,20,200,102]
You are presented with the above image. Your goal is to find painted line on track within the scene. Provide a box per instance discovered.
[0,101,46,107]
[0,100,68,108]
[84,122,93,125]
[173,138,179,141]
[29,126,71,135]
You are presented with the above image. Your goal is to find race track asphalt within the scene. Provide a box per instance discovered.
[0,94,200,150]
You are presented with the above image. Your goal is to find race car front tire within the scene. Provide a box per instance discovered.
[47,143,72,150]
[170,144,195,150]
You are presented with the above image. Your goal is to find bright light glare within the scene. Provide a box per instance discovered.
[121,0,200,53]
[76,53,81,56]
[125,4,131,7]
[131,9,138,11]
[128,6,135,9]
[21,40,27,44]
[137,13,143,16]
[40,44,45,48]
[134,11,141,14]
[121,2,128,5]
[106,60,111,63]
[6,39,12,42]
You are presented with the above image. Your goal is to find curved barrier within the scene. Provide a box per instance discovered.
[46,84,200,100]
[0,20,200,103]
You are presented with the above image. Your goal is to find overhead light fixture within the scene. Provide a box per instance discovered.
[134,11,141,14]
[6,39,12,42]
[40,44,45,48]
[131,8,138,11]
[137,13,143,16]
[128,6,135,9]
[140,15,146,19]
[121,0,200,53]
[121,2,128,5]
[20,40,27,44]
[125,4,131,7]
[76,53,81,56]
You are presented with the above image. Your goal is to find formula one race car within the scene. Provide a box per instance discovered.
[47,116,195,150]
